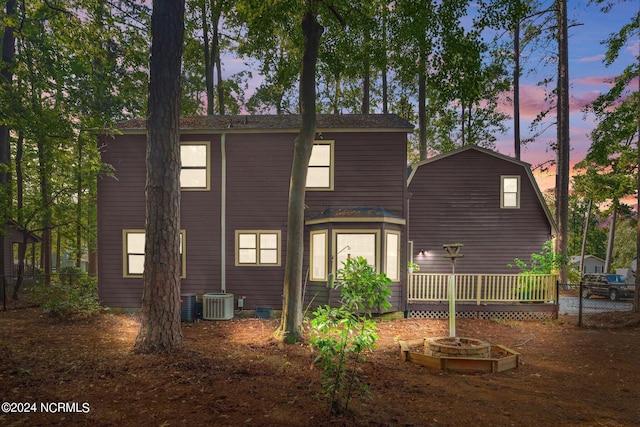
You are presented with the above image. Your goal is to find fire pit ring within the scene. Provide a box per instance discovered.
[425,337,491,359]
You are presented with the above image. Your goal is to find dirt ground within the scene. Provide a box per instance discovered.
[1,299,640,427]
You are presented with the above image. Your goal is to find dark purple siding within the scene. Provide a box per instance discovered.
[98,134,224,308]
[97,129,408,311]
[223,133,292,309]
[408,148,554,275]
[304,131,408,311]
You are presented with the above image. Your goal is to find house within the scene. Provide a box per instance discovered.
[1,220,41,281]
[570,255,605,275]
[407,145,557,275]
[97,114,413,312]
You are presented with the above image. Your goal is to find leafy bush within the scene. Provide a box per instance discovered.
[58,265,85,286]
[310,256,391,415]
[509,240,567,274]
[32,273,104,319]
[509,240,568,298]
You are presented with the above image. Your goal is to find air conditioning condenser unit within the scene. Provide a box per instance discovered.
[202,293,234,320]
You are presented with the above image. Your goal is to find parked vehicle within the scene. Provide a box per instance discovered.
[580,273,634,301]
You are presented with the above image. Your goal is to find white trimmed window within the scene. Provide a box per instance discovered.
[501,176,520,208]
[306,141,334,190]
[310,230,328,281]
[385,231,400,281]
[335,231,379,273]
[236,231,281,266]
[180,142,210,190]
[123,230,186,277]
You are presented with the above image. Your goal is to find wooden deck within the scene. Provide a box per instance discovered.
[407,273,559,320]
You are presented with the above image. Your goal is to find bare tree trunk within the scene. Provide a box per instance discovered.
[381,7,389,115]
[513,19,521,160]
[361,28,370,115]
[604,207,616,273]
[37,135,52,286]
[418,66,427,160]
[277,10,323,343]
[461,100,466,146]
[0,0,16,284]
[579,199,592,277]
[201,0,213,115]
[134,0,186,353]
[13,132,24,299]
[634,65,640,312]
[555,0,570,284]
[76,139,83,269]
[213,16,224,115]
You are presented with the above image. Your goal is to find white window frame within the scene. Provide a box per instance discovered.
[123,230,186,278]
[501,175,520,209]
[385,231,401,282]
[310,230,329,281]
[180,141,210,190]
[306,140,334,191]
[333,230,380,274]
[235,230,282,266]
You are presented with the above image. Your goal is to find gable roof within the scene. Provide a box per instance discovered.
[569,255,605,264]
[407,145,558,235]
[3,220,42,242]
[111,114,414,135]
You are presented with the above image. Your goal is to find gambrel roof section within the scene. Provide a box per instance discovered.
[112,114,414,135]
[408,145,558,235]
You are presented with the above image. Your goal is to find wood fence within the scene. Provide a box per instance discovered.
[408,273,558,304]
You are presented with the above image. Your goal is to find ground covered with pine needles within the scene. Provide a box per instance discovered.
[1,300,639,426]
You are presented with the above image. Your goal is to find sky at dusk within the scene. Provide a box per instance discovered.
[493,1,639,194]
[222,1,638,197]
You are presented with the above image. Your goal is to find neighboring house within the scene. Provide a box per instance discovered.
[407,145,557,274]
[1,220,41,280]
[570,255,605,275]
[97,114,413,311]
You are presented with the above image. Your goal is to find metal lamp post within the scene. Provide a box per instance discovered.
[443,244,464,337]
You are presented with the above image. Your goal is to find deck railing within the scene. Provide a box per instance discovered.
[408,273,558,304]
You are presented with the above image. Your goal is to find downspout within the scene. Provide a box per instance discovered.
[220,134,226,292]
[405,194,410,318]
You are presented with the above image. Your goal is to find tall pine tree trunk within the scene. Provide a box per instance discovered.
[555,0,570,284]
[277,10,323,343]
[418,67,427,160]
[604,206,616,274]
[37,135,52,286]
[513,19,521,160]
[134,0,186,353]
[201,0,213,115]
[634,53,640,313]
[0,0,16,285]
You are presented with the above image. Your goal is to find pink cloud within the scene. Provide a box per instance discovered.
[572,76,616,86]
[578,54,606,63]
[498,84,554,120]
[570,91,600,112]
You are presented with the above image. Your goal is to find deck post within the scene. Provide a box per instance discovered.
[443,244,464,338]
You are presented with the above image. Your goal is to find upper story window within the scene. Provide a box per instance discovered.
[123,230,186,278]
[501,176,520,209]
[235,230,281,266]
[180,142,210,190]
[306,141,334,190]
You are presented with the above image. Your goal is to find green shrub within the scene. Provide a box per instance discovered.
[310,256,391,415]
[32,274,104,319]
